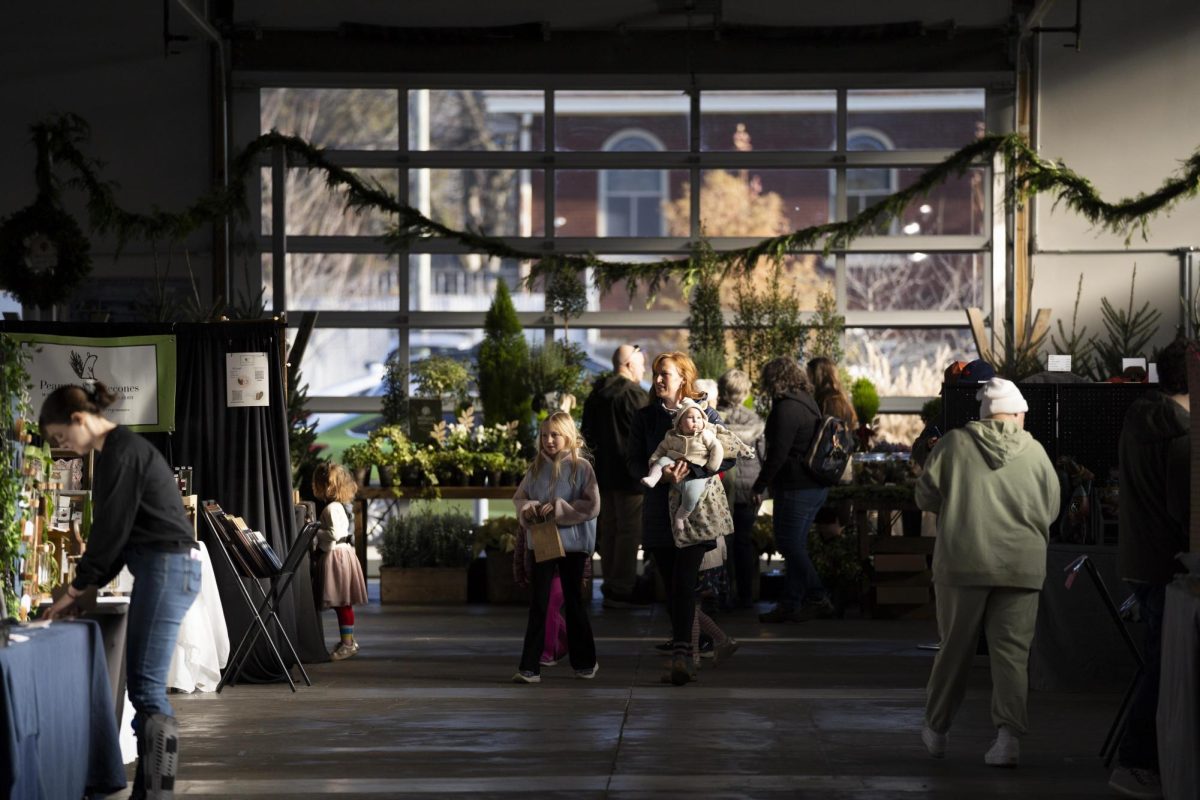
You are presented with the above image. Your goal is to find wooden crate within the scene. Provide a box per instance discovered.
[379,566,468,604]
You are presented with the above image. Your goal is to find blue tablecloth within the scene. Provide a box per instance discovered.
[0,620,126,799]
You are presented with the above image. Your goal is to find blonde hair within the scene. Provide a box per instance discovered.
[652,352,706,405]
[530,411,587,485]
[313,462,358,504]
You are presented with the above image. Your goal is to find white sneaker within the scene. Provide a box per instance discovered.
[1108,766,1163,799]
[575,663,599,679]
[983,725,1019,767]
[921,724,946,758]
[511,671,541,684]
[330,641,359,661]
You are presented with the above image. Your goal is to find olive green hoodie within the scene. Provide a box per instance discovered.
[915,419,1060,590]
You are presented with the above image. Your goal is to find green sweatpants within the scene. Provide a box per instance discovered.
[924,584,1040,736]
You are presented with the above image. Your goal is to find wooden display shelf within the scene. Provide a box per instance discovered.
[356,486,519,501]
[842,493,936,619]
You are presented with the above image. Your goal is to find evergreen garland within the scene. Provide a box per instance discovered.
[2,113,1199,307]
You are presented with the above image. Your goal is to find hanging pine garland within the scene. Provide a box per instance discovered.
[2,113,1198,306]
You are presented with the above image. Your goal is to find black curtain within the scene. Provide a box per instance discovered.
[0,320,327,680]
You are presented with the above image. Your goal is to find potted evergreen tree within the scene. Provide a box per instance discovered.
[478,281,532,452]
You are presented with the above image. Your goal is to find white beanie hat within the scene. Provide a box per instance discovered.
[977,377,1028,418]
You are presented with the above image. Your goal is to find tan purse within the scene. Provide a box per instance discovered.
[529,513,565,562]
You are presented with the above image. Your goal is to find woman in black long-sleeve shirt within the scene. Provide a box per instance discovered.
[42,382,199,799]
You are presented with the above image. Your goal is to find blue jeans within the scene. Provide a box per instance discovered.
[772,487,828,610]
[124,548,201,720]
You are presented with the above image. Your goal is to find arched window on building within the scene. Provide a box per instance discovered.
[842,129,898,233]
[599,130,667,236]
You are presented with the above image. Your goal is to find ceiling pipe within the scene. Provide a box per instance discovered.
[172,0,232,303]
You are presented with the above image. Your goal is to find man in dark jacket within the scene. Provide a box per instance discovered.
[581,344,649,607]
[1109,338,1192,800]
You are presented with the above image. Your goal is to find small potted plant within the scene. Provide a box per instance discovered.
[472,515,527,604]
[851,377,880,451]
[340,440,377,487]
[378,504,475,603]
[411,355,473,414]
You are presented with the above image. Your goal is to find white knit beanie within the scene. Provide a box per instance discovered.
[977,377,1029,418]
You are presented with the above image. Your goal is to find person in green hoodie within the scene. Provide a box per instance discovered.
[915,377,1060,768]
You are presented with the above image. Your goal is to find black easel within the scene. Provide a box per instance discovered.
[201,503,316,692]
[1063,554,1144,765]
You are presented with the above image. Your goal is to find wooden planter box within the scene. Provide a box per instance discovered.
[485,549,530,605]
[379,566,468,604]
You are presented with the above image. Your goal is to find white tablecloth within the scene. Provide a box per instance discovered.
[167,541,230,692]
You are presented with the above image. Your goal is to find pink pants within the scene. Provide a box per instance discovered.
[542,573,568,662]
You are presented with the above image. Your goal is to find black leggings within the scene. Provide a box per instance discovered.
[518,552,596,673]
[648,543,708,649]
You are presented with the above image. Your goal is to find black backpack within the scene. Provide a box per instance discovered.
[805,415,854,486]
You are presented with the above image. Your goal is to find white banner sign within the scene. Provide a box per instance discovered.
[24,341,162,427]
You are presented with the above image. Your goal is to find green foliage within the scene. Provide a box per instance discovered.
[1087,265,1163,382]
[692,347,729,381]
[381,351,408,427]
[543,263,588,338]
[1050,273,1097,379]
[411,356,472,410]
[478,281,532,445]
[379,505,475,568]
[15,115,1199,308]
[850,378,880,425]
[989,324,1050,382]
[287,370,325,492]
[808,288,845,363]
[340,440,376,471]
[919,397,943,426]
[686,241,726,350]
[731,267,807,390]
[808,525,865,586]
[473,515,520,556]
[0,335,33,617]
[524,341,588,414]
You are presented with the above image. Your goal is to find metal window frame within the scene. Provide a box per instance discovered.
[234,75,1010,413]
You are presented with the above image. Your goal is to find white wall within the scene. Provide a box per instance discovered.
[0,2,214,311]
[1032,0,1200,352]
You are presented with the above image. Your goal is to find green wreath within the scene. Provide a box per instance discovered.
[0,199,92,309]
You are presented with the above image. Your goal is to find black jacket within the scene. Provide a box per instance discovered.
[580,373,650,491]
[628,399,728,549]
[752,390,824,494]
[72,426,196,590]
[1118,391,1190,583]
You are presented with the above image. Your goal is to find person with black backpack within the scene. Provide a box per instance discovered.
[752,357,836,623]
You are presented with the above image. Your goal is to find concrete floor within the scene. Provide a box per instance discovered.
[113,589,1124,799]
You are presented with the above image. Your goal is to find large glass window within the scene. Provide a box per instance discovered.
[255,84,992,411]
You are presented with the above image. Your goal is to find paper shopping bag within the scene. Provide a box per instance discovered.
[529,519,565,562]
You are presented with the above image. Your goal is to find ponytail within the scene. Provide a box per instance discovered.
[39,381,118,429]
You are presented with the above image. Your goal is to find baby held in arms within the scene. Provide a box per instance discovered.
[642,398,724,533]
